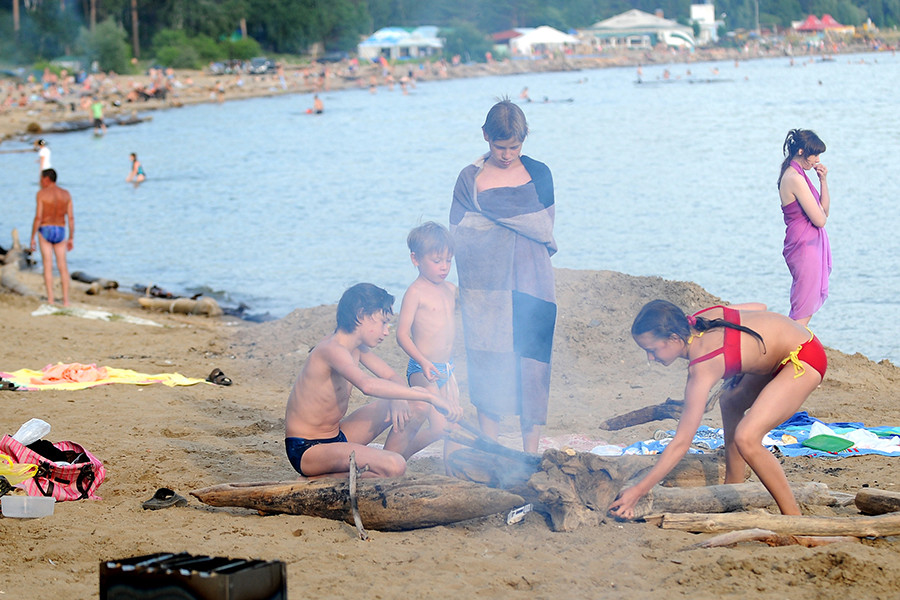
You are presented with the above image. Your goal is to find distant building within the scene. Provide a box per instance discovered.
[491,26,580,57]
[582,9,695,49]
[690,3,719,44]
[357,26,443,62]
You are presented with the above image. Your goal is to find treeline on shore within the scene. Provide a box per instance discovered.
[1,0,897,74]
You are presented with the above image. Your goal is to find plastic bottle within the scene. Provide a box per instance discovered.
[12,419,51,446]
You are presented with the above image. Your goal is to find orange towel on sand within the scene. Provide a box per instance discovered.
[32,363,109,384]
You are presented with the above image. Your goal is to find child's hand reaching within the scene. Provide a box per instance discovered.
[607,485,645,521]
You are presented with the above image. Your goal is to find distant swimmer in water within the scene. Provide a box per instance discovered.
[519,86,531,102]
[313,94,324,114]
[127,152,146,183]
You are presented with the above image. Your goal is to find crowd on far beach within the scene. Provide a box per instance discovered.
[3,36,888,141]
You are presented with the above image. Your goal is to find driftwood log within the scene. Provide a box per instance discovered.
[191,474,524,531]
[0,230,37,298]
[527,449,735,532]
[446,448,540,498]
[854,488,900,515]
[600,383,725,430]
[633,482,851,521]
[656,510,900,536]
[40,112,152,134]
[600,398,687,431]
[71,271,119,295]
[138,296,223,317]
[689,528,860,548]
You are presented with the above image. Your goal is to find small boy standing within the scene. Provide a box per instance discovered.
[284,283,461,479]
[396,222,461,458]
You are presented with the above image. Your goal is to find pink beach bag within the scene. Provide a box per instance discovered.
[0,434,106,500]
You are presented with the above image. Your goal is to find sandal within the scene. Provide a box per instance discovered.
[141,487,188,510]
[206,368,232,386]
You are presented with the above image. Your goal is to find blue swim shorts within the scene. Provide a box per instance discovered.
[39,225,66,244]
[406,358,454,389]
[285,431,347,477]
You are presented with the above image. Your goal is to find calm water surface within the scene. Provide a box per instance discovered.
[3,51,898,363]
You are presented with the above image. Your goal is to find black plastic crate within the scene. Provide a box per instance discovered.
[100,552,286,600]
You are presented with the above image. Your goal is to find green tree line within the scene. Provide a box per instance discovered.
[1,0,896,70]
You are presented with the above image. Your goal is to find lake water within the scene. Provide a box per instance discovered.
[3,51,898,364]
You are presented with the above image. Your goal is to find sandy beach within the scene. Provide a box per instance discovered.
[3,43,900,598]
[1,263,899,599]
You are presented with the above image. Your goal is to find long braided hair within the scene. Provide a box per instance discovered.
[631,300,765,351]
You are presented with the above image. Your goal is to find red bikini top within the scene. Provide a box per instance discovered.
[688,305,742,378]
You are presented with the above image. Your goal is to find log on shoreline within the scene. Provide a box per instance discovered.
[39,113,152,134]
[191,475,524,531]
[138,296,223,316]
[657,510,900,537]
[0,230,37,298]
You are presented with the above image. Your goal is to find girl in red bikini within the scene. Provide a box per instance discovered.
[608,299,827,520]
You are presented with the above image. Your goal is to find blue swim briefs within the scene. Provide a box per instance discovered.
[406,358,454,389]
[39,225,65,244]
[285,431,347,477]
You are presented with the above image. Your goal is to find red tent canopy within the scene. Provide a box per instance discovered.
[820,14,844,28]
[796,14,824,31]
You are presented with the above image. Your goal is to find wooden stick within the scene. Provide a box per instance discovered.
[688,528,860,548]
[658,510,900,536]
[600,383,725,431]
[348,452,368,541]
[446,422,541,465]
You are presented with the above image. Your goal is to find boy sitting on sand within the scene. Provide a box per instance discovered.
[396,222,461,458]
[284,283,462,478]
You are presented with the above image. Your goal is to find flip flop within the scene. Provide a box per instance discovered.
[206,368,232,386]
[141,487,188,510]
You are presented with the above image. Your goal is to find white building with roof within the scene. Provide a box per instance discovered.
[506,26,581,56]
[358,26,443,62]
[583,9,695,49]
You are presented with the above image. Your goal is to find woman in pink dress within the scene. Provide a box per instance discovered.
[778,129,831,326]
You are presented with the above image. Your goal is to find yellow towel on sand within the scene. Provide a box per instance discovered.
[0,363,208,391]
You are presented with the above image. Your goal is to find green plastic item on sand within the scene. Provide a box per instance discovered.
[801,434,854,453]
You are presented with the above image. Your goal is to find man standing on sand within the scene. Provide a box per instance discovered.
[30,169,74,306]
